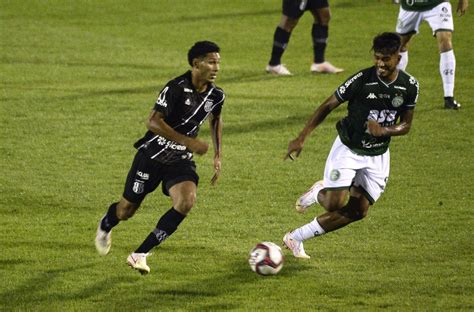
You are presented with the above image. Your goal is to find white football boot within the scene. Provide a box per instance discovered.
[283,232,311,259]
[127,253,151,275]
[95,218,112,256]
[266,64,292,76]
[310,62,344,74]
[295,180,324,213]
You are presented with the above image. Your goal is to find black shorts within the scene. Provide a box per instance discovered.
[122,150,199,204]
[283,0,329,19]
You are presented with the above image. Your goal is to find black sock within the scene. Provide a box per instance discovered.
[312,24,328,64]
[100,203,119,232]
[135,208,186,253]
[269,27,291,66]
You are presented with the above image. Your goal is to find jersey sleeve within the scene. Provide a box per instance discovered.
[404,75,419,110]
[334,70,365,103]
[211,89,225,116]
[153,82,182,117]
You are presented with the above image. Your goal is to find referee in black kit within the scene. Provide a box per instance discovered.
[95,41,225,275]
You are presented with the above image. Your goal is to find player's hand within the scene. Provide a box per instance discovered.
[457,0,468,16]
[367,120,386,137]
[284,137,304,161]
[210,156,221,186]
[187,138,209,155]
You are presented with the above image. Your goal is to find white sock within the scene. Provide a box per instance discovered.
[440,50,456,97]
[291,218,326,241]
[398,51,408,71]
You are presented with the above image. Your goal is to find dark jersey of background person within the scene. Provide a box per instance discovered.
[334,66,419,156]
[134,71,225,164]
[400,0,446,11]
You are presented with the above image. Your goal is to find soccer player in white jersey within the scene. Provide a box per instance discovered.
[395,0,469,109]
[283,33,419,259]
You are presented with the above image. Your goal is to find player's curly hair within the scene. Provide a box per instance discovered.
[372,32,401,55]
[187,41,220,66]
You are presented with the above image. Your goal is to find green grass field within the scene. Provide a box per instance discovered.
[1,0,473,310]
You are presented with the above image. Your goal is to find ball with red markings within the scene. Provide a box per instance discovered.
[248,242,284,276]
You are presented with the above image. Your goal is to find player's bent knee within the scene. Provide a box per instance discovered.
[339,206,368,222]
[321,191,347,212]
[279,16,298,32]
[116,202,139,220]
[174,195,196,215]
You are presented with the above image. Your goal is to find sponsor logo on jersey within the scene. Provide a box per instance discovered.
[156,135,187,151]
[365,82,378,86]
[339,72,363,95]
[204,100,214,112]
[362,139,385,149]
[136,171,150,180]
[394,85,406,90]
[366,93,377,99]
[184,88,193,93]
[368,109,397,125]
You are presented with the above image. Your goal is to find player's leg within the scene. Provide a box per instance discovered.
[436,31,459,109]
[424,2,459,108]
[316,148,390,234]
[95,151,150,256]
[285,143,388,259]
[266,0,305,75]
[398,33,413,71]
[127,163,199,274]
[127,181,195,274]
[395,8,421,70]
[309,1,343,74]
[285,186,372,259]
[286,136,357,258]
[315,187,370,232]
[295,136,353,213]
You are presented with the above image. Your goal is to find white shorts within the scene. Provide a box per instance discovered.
[323,136,390,204]
[396,2,454,36]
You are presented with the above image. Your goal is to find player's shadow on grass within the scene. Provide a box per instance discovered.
[9,239,98,252]
[0,263,101,307]
[137,258,312,311]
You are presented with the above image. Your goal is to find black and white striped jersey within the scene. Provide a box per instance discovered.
[134,71,225,164]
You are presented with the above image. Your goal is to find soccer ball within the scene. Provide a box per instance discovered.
[248,242,284,276]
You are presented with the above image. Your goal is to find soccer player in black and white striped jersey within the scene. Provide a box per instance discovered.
[95,41,225,274]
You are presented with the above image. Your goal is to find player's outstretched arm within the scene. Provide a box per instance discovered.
[367,109,414,137]
[209,113,222,185]
[457,0,469,16]
[147,110,209,155]
[285,94,342,160]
